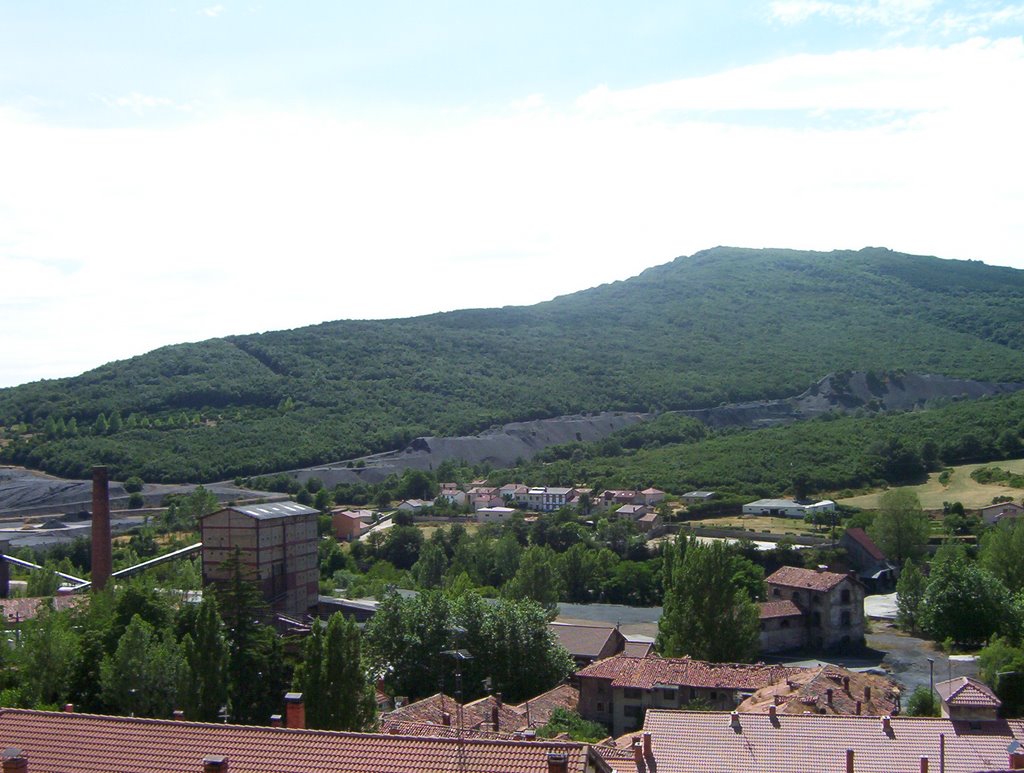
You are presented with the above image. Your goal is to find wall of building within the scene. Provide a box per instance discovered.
[760,616,806,653]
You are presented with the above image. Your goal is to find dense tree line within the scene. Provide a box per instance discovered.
[3,247,1024,482]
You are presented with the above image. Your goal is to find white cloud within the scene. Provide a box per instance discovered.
[200,4,225,18]
[1,38,1023,386]
[770,0,1024,35]
[97,92,195,114]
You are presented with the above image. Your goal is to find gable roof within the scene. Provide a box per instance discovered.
[0,708,608,773]
[842,527,886,561]
[641,709,1024,773]
[513,685,580,728]
[549,623,622,660]
[576,654,805,691]
[936,677,1002,708]
[765,566,851,592]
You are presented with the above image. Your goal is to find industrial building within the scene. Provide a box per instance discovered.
[200,501,319,617]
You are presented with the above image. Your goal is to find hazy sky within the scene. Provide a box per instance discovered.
[2,1,1022,388]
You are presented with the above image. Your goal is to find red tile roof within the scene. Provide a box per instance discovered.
[513,685,580,728]
[757,600,803,620]
[576,654,805,691]
[843,527,886,561]
[737,665,900,716]
[936,677,1002,708]
[0,595,82,623]
[385,694,527,733]
[462,695,530,732]
[0,708,609,773]
[765,565,851,592]
[642,709,1024,773]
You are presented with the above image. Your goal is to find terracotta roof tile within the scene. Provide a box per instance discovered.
[936,677,1002,708]
[513,685,580,727]
[765,565,851,592]
[0,595,82,623]
[757,600,804,619]
[643,710,1024,773]
[576,654,806,691]
[737,665,900,716]
[844,528,886,561]
[0,708,609,773]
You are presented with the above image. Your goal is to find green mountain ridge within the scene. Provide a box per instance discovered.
[3,246,1024,482]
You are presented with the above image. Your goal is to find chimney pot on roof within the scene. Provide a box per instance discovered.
[524,729,536,740]
[1010,751,1024,770]
[63,703,74,713]
[492,705,499,731]
[632,738,643,765]
[547,752,569,773]
[817,565,827,573]
[843,676,850,692]
[172,709,184,720]
[920,756,928,773]
[730,711,740,729]
[881,716,892,732]
[284,692,305,729]
[856,700,862,715]
[441,711,451,726]
[1,748,28,773]
[202,755,228,773]
[826,688,833,707]
[495,691,502,708]
[846,748,854,773]
[270,714,282,728]
[864,686,871,702]
[643,732,653,758]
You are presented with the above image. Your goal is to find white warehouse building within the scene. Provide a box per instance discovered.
[742,498,836,518]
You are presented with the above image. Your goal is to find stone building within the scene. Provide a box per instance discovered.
[760,566,865,652]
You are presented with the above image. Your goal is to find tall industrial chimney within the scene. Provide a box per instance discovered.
[91,465,112,591]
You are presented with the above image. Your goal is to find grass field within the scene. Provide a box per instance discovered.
[838,459,1024,510]
[689,514,819,536]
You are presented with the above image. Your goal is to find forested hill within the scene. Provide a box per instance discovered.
[3,246,1024,482]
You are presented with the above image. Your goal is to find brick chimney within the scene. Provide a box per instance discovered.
[856,700,862,715]
[547,753,568,773]
[91,465,113,592]
[1,748,27,773]
[826,688,833,707]
[920,756,929,773]
[202,755,228,773]
[492,704,500,731]
[632,738,643,765]
[441,711,451,726]
[173,709,185,720]
[846,748,854,773]
[642,732,653,758]
[843,676,850,693]
[63,703,74,713]
[284,692,305,729]
[270,714,282,728]
[881,716,892,733]
[1010,751,1024,770]
[768,705,777,720]
[864,686,871,702]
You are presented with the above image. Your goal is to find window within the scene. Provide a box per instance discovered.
[772,588,781,598]
[841,611,851,627]
[710,691,718,701]
[760,621,766,631]
[690,689,697,700]
[792,592,801,604]
[841,589,851,603]
[624,705,644,723]
[781,619,790,629]
[597,702,604,712]
[623,688,642,700]
[812,612,822,626]
[812,596,822,606]
[662,688,676,701]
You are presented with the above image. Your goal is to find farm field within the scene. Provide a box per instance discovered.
[687,514,819,536]
[838,459,1024,510]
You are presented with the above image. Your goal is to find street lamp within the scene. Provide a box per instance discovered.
[927,657,935,715]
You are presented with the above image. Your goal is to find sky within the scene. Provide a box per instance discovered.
[1,1,1023,388]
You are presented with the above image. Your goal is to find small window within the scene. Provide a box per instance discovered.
[772,588,782,598]
[690,688,697,700]
[841,611,851,626]
[662,688,676,701]
[812,612,822,626]
[623,688,642,700]
[792,592,801,603]
[597,702,604,712]
[710,691,718,700]
[841,589,851,603]
[781,619,790,629]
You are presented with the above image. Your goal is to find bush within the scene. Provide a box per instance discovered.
[905,686,938,717]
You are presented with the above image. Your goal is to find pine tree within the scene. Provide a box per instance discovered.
[182,594,229,721]
[321,613,376,731]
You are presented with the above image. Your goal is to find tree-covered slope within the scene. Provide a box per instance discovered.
[2,247,1024,482]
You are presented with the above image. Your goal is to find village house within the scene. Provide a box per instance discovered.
[549,622,627,669]
[575,654,806,736]
[525,486,576,512]
[980,500,1024,525]
[331,508,373,542]
[0,704,614,773]
[476,506,518,523]
[680,491,715,506]
[396,498,432,513]
[640,488,666,506]
[840,527,896,591]
[636,511,662,533]
[760,566,865,652]
[614,504,648,520]
[935,676,1002,721]
[599,490,645,509]
[467,486,500,508]
[636,708,1024,773]
[435,488,468,507]
[742,498,836,518]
